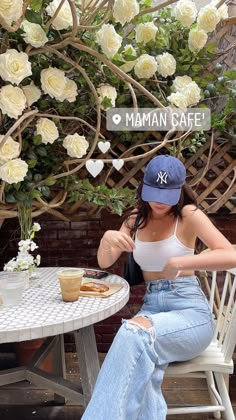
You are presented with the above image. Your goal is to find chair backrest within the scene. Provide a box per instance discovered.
[199,268,236,363]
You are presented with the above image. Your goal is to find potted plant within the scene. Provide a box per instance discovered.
[4,222,41,288]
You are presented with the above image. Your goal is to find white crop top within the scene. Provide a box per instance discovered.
[133,218,194,272]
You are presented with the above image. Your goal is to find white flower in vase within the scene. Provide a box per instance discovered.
[4,223,41,288]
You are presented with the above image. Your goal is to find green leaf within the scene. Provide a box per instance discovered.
[25,182,35,191]
[14,191,27,201]
[31,189,42,199]
[13,182,21,191]
[224,70,236,80]
[101,97,112,109]
[33,135,42,146]
[27,150,38,160]
[22,197,33,209]
[191,65,202,73]
[5,193,16,203]
[37,147,48,157]
[27,159,37,168]
[30,0,44,12]
[33,173,43,182]
[180,64,190,71]
[43,177,56,186]
[40,186,51,198]
[25,9,42,24]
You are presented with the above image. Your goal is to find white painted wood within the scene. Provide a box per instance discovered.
[0,267,129,343]
[0,267,130,406]
[166,268,236,419]
[74,326,100,404]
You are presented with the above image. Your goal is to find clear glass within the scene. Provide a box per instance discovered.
[0,272,26,307]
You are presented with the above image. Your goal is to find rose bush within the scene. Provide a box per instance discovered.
[0,0,234,223]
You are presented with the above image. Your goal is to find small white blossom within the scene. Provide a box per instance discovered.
[18,239,31,253]
[35,255,41,266]
[30,241,38,252]
[4,223,41,273]
[32,223,41,232]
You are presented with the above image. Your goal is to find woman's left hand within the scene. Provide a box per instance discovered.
[162,258,181,280]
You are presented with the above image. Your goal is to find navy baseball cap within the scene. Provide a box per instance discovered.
[141,155,186,205]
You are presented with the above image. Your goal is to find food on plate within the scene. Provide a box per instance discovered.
[80,282,109,293]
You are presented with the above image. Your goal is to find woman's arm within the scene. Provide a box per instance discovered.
[164,205,236,278]
[97,222,135,269]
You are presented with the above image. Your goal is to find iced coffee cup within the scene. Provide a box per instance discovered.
[57,268,84,302]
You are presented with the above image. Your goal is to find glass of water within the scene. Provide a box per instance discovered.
[0,272,26,307]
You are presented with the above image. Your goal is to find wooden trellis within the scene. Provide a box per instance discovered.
[71,132,236,217]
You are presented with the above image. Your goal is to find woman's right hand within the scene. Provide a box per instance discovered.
[102,230,135,253]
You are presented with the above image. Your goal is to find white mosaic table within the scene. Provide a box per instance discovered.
[0,267,130,405]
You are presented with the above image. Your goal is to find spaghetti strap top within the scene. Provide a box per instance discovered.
[133,218,194,272]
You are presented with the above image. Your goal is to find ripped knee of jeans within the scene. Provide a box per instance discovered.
[122,315,155,343]
[128,316,153,329]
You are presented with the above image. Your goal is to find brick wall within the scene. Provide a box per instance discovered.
[0,211,236,353]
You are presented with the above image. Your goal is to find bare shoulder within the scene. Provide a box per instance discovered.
[181,204,205,221]
[181,205,233,250]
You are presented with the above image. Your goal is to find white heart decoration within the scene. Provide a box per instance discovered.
[98,141,110,153]
[112,159,124,171]
[86,160,104,178]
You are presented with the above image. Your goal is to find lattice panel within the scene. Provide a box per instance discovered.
[78,132,236,215]
[47,3,236,218]
[208,1,236,71]
[183,139,236,214]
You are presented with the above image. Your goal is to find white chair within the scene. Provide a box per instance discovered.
[165,268,236,420]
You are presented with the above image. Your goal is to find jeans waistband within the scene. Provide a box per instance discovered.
[146,276,200,291]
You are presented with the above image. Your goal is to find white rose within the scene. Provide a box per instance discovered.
[0,0,22,25]
[0,158,28,184]
[0,49,32,85]
[46,0,79,30]
[97,84,117,109]
[57,78,78,102]
[113,0,139,25]
[63,134,89,158]
[22,21,48,48]
[197,5,220,33]
[41,67,67,100]
[22,81,41,106]
[167,92,188,108]
[156,52,176,78]
[36,118,59,145]
[0,135,20,164]
[0,85,26,119]
[210,1,228,20]
[134,54,157,79]
[188,28,208,52]
[96,24,122,58]
[172,75,193,91]
[120,45,137,73]
[135,22,158,45]
[183,81,201,106]
[218,4,228,20]
[174,0,197,27]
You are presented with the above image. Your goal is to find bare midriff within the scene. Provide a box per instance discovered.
[143,270,195,282]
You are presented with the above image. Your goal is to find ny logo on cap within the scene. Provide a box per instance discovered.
[156,171,168,184]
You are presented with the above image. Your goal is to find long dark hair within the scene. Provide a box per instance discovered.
[124,182,198,237]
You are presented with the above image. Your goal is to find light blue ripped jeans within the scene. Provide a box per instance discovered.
[81,276,214,420]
